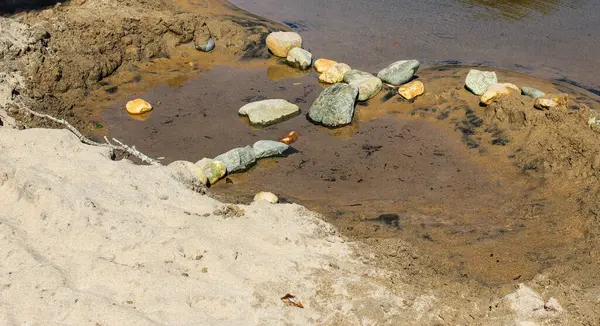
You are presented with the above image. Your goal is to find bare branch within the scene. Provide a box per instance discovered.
[15,99,161,166]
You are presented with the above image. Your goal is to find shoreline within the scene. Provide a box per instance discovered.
[1,0,600,324]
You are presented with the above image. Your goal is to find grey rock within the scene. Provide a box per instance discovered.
[465,69,497,95]
[376,60,420,85]
[343,69,374,83]
[195,38,215,52]
[521,87,545,99]
[308,83,359,127]
[286,47,312,70]
[238,99,300,126]
[214,146,256,173]
[253,140,289,159]
[344,69,382,101]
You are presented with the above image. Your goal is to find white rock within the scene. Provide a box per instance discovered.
[266,31,302,57]
[286,47,312,70]
[544,297,563,313]
[253,191,278,204]
[465,69,498,96]
[239,99,300,126]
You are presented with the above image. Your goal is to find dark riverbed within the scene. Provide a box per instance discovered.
[229,0,600,94]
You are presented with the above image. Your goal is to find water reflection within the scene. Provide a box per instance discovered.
[460,0,574,19]
[0,0,61,13]
[266,62,310,81]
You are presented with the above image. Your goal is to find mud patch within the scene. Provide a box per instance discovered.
[88,62,600,315]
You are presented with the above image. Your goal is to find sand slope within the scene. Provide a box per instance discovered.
[0,128,426,325]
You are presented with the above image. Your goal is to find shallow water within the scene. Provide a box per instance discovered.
[229,0,600,93]
[95,60,599,284]
[77,0,600,287]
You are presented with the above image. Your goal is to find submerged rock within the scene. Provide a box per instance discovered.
[465,69,498,96]
[195,158,227,185]
[343,69,382,101]
[397,80,425,100]
[534,93,569,111]
[376,60,420,85]
[126,99,152,115]
[253,140,289,159]
[308,83,359,127]
[266,31,302,57]
[238,99,300,126]
[214,146,256,173]
[480,83,520,105]
[286,47,312,70]
[253,191,279,204]
[319,63,351,84]
[314,58,337,73]
[522,87,545,99]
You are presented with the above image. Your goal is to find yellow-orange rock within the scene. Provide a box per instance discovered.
[397,80,425,100]
[480,83,520,106]
[126,99,153,115]
[534,93,569,111]
[266,32,302,57]
[314,58,337,73]
[318,63,351,84]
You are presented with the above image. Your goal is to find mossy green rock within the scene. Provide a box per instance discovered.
[195,158,227,185]
[377,60,420,85]
[214,146,256,173]
[308,83,359,127]
[253,140,289,159]
[521,87,545,99]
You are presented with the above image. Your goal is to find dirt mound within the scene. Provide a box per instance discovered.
[1,0,285,131]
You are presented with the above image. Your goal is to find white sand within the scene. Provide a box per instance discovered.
[0,128,420,325]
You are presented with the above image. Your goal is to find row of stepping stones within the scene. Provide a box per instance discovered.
[243,31,426,128]
[123,31,576,191]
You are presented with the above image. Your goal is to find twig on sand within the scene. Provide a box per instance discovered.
[15,100,161,166]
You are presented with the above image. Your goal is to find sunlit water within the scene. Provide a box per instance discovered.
[230,0,599,93]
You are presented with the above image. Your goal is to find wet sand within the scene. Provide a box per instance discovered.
[230,0,600,94]
[94,60,600,285]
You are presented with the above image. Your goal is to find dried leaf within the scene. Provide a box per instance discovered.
[281,293,304,308]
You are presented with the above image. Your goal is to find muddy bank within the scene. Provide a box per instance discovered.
[92,60,600,323]
[0,0,287,132]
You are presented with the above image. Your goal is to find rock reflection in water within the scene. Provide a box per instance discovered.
[267,62,310,81]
